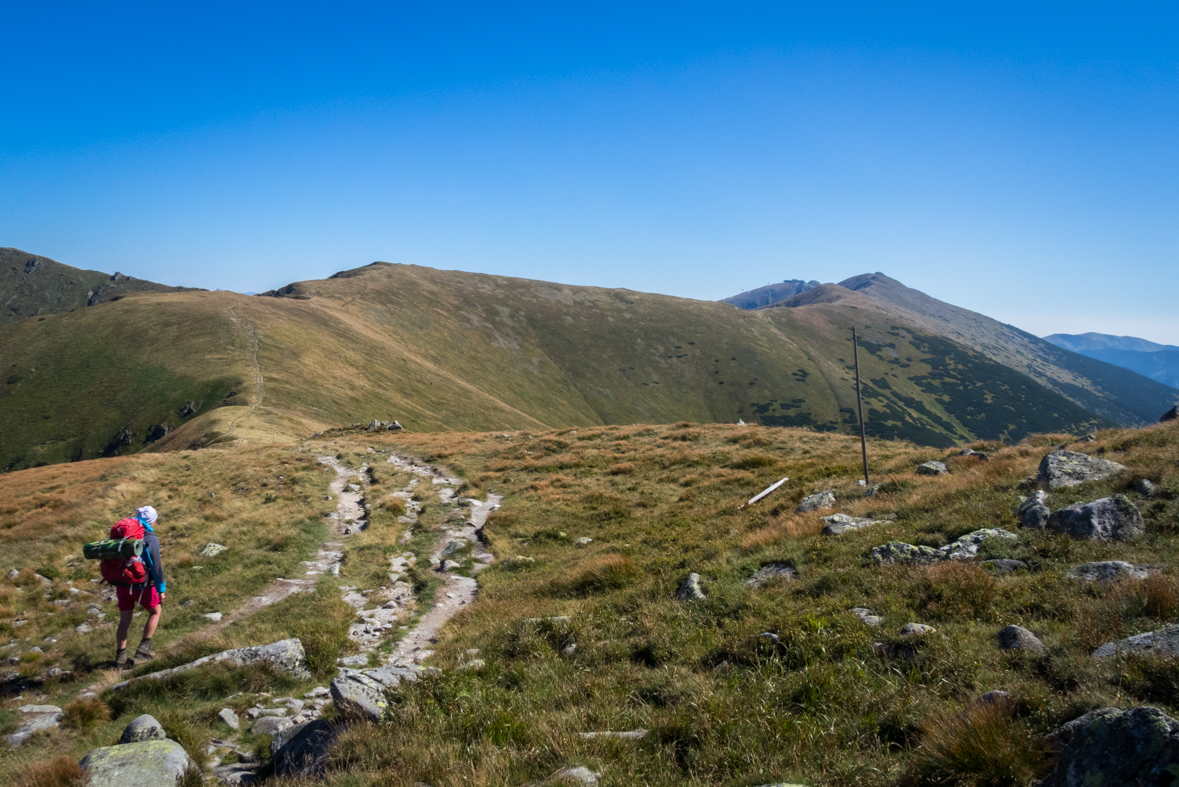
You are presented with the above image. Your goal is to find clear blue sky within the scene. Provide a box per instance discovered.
[3,2,1176,342]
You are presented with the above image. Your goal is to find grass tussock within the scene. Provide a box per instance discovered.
[13,756,88,787]
[907,700,1048,787]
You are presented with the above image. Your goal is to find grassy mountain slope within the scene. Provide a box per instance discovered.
[753,273,1179,426]
[0,247,198,325]
[0,262,1111,471]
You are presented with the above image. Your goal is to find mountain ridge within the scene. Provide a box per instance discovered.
[1044,332,1179,390]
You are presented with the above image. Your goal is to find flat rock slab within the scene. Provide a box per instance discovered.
[940,528,1018,559]
[1039,450,1128,489]
[111,638,311,692]
[795,490,835,513]
[330,663,422,723]
[80,739,194,787]
[870,542,945,566]
[916,461,949,476]
[4,704,62,747]
[1042,706,1179,787]
[1093,624,1179,658]
[821,514,882,536]
[746,563,798,587]
[252,715,293,736]
[1066,561,1152,582]
[1047,495,1144,541]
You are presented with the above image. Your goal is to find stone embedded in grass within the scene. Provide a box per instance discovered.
[795,489,835,513]
[252,715,293,736]
[1041,706,1179,787]
[1136,479,1159,497]
[1016,490,1050,529]
[1038,450,1128,489]
[553,766,600,785]
[331,663,422,723]
[459,659,486,670]
[851,608,882,627]
[1066,561,1152,582]
[916,461,948,476]
[869,542,946,566]
[3,704,62,747]
[575,729,648,740]
[983,559,1028,574]
[674,573,706,601]
[81,740,194,787]
[119,714,167,743]
[900,623,936,637]
[1093,624,1179,658]
[271,718,338,778]
[940,528,1018,560]
[1047,495,1144,541]
[218,708,240,730]
[110,638,312,692]
[199,543,227,558]
[204,612,222,622]
[746,563,798,587]
[820,514,880,536]
[441,560,462,572]
[574,537,593,546]
[997,624,1046,654]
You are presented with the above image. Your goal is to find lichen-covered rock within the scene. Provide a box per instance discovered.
[330,663,421,723]
[795,490,836,513]
[271,718,339,777]
[900,623,936,637]
[820,514,880,536]
[1066,561,1151,582]
[869,542,945,566]
[111,638,311,692]
[119,714,166,744]
[746,563,798,587]
[1038,450,1128,489]
[1015,490,1050,529]
[983,559,1028,574]
[199,543,227,558]
[916,461,949,476]
[3,704,62,747]
[1093,623,1179,658]
[1047,495,1144,541]
[940,528,1018,559]
[1041,706,1179,787]
[997,624,1046,654]
[674,573,706,601]
[80,739,194,787]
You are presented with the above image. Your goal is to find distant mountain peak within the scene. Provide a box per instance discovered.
[720,279,820,310]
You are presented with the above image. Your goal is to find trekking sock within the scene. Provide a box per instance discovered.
[115,648,128,669]
[133,638,153,660]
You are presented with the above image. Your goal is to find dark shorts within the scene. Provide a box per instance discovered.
[116,585,161,611]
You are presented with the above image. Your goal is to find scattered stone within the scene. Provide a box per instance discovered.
[674,573,706,601]
[759,632,779,642]
[6,569,18,580]
[3,704,63,747]
[562,643,577,656]
[199,543,227,558]
[1047,495,1144,541]
[120,713,167,743]
[745,563,798,587]
[997,625,1047,654]
[459,659,486,670]
[1016,490,1051,529]
[940,528,1018,559]
[575,729,648,740]
[1161,406,1178,423]
[983,559,1028,574]
[1038,450,1128,489]
[441,560,462,572]
[820,513,880,536]
[204,612,223,623]
[218,708,240,730]
[303,686,330,698]
[330,663,422,723]
[553,766,600,785]
[259,707,289,717]
[900,623,936,637]
[80,740,195,787]
[869,542,946,566]
[574,537,593,547]
[75,623,94,634]
[1066,561,1152,582]
[252,715,294,736]
[975,690,1012,707]
[1041,706,1179,787]
[337,654,368,667]
[851,608,882,627]
[916,461,949,476]
[271,718,339,778]
[111,638,312,691]
[1136,479,1159,497]
[1093,624,1179,658]
[795,490,836,513]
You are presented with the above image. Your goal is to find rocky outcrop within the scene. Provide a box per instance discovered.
[119,714,166,743]
[1015,490,1050,529]
[330,663,422,723]
[1038,450,1128,489]
[1066,561,1152,582]
[746,563,798,587]
[997,624,1046,654]
[1093,624,1179,658]
[795,490,835,513]
[940,528,1018,559]
[916,461,948,476]
[674,573,706,601]
[80,740,194,787]
[4,704,62,746]
[1041,706,1179,787]
[111,638,311,691]
[1047,495,1144,541]
[869,542,945,566]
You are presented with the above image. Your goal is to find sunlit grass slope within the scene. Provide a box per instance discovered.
[0,262,1109,471]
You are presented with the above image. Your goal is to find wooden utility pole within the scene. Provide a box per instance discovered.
[852,327,870,486]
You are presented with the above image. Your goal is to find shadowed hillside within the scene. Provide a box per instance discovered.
[1045,332,1179,390]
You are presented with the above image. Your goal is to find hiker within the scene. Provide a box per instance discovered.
[114,505,166,669]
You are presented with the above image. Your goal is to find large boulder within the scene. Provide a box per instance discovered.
[795,490,835,513]
[80,739,194,787]
[1066,561,1152,582]
[869,542,945,566]
[940,528,1018,560]
[1093,623,1179,658]
[111,638,311,692]
[1041,706,1179,787]
[271,719,340,777]
[1038,450,1128,489]
[821,514,880,536]
[3,704,62,747]
[1015,491,1050,529]
[330,663,421,723]
[119,714,166,743]
[1047,495,1144,541]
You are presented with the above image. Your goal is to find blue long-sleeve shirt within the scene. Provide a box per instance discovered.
[141,532,166,593]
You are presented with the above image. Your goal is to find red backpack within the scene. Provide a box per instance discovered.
[100,518,149,586]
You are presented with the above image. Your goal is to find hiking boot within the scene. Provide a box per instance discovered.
[115,648,128,670]
[132,638,153,662]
